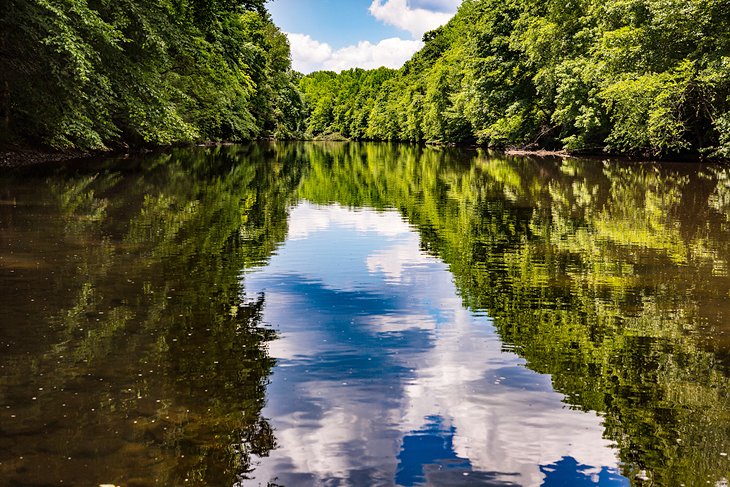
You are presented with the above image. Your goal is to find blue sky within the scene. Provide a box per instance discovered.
[268,0,403,49]
[267,0,462,73]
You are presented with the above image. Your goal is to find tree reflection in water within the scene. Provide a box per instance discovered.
[1,143,729,486]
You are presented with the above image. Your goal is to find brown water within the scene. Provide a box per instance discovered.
[0,143,728,486]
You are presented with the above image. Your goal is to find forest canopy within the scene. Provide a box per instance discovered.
[2,0,729,157]
[0,0,305,150]
[298,0,730,157]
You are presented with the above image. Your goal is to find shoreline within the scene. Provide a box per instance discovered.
[504,148,573,158]
[1,141,725,169]
[0,139,286,169]
[0,143,231,169]
[0,148,94,168]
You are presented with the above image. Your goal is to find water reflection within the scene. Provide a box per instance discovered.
[292,144,730,486]
[0,146,299,486]
[2,143,730,486]
[244,203,627,486]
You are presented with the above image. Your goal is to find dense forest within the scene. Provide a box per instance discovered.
[0,0,304,150]
[3,0,730,157]
[299,0,730,157]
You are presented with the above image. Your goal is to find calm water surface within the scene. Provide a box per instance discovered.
[1,143,729,486]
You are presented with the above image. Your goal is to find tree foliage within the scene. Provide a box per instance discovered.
[0,0,304,149]
[298,67,397,139]
[299,0,730,157]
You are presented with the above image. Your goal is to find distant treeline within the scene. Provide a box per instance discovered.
[299,0,730,157]
[0,0,305,150]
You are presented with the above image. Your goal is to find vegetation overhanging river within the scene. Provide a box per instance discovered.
[1,142,729,486]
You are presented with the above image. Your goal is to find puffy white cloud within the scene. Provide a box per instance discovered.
[285,0,461,73]
[325,37,423,71]
[286,32,333,73]
[369,0,456,38]
[286,32,423,74]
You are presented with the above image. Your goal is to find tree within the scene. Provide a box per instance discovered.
[0,0,304,150]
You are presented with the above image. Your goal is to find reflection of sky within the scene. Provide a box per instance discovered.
[242,202,629,487]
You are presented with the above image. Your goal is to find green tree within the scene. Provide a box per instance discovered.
[0,0,304,150]
[297,0,730,157]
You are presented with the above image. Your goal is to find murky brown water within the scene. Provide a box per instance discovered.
[0,143,729,486]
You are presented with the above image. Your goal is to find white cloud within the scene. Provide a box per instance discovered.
[286,32,333,73]
[245,204,622,487]
[325,37,423,71]
[286,32,423,73]
[369,0,457,38]
[285,1,461,73]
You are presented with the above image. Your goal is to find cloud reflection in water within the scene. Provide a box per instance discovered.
[243,203,628,487]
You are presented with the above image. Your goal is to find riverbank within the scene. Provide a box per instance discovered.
[0,148,93,168]
[1,141,724,169]
[0,145,560,168]
[0,141,237,169]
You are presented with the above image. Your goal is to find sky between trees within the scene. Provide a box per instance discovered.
[269,0,461,73]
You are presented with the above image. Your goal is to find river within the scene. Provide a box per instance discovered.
[0,143,728,486]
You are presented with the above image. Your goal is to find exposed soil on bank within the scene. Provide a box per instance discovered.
[0,148,93,168]
[0,139,274,169]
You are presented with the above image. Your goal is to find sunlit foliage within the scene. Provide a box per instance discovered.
[299,0,730,157]
[0,0,304,149]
